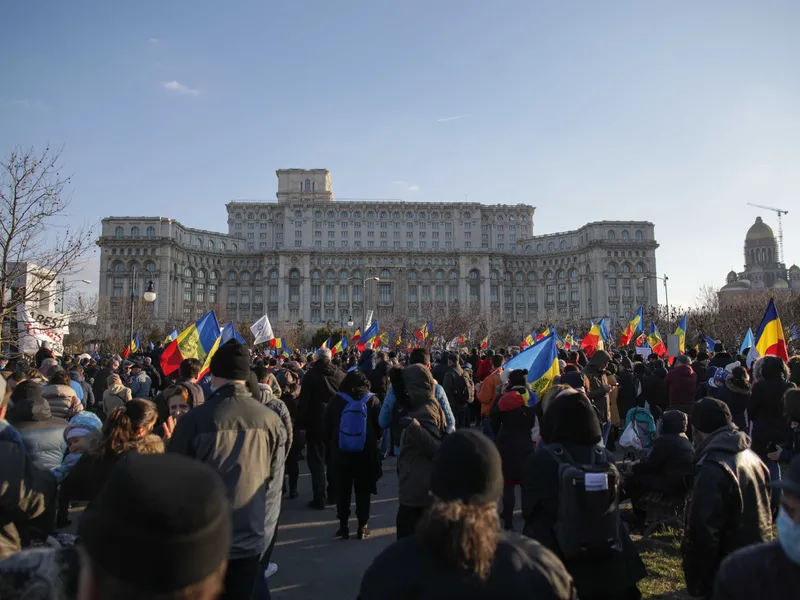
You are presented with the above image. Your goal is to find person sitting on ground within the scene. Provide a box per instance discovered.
[42,369,83,421]
[682,398,773,599]
[0,453,232,600]
[622,410,695,528]
[323,369,382,541]
[359,429,578,600]
[712,455,800,599]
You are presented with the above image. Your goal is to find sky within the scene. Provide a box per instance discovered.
[2,0,799,311]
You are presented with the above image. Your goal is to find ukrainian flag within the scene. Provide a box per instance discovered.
[363,320,379,345]
[674,314,687,354]
[160,311,221,377]
[503,332,560,397]
[755,298,788,361]
[423,321,434,339]
[164,330,178,344]
[199,321,244,379]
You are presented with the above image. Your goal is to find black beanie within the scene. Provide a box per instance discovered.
[430,430,503,506]
[210,339,251,381]
[544,389,603,446]
[691,397,732,433]
[80,454,231,593]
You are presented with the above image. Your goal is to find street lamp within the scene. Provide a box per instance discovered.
[128,266,157,351]
[349,276,380,334]
[639,274,670,324]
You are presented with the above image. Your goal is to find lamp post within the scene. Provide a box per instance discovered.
[639,274,669,325]
[342,314,353,347]
[128,265,157,350]
[362,277,379,334]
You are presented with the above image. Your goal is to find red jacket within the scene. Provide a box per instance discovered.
[475,358,493,383]
[665,364,697,408]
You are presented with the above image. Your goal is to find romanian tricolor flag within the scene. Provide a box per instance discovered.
[754,298,789,361]
[503,332,560,397]
[413,328,425,344]
[122,333,141,359]
[619,306,644,346]
[580,321,605,357]
[521,333,535,349]
[648,322,667,357]
[350,328,361,345]
[423,321,434,340]
[564,330,575,351]
[635,332,647,347]
[320,337,331,350]
[674,314,687,354]
[536,327,551,341]
[393,330,402,346]
[160,311,221,377]
[480,335,490,350]
[269,338,284,349]
[331,336,348,355]
[199,321,244,379]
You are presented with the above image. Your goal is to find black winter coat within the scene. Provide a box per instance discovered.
[748,379,795,457]
[296,359,345,442]
[358,532,577,600]
[490,390,536,482]
[712,541,800,600]
[91,367,113,407]
[642,368,669,412]
[521,444,647,598]
[630,433,694,495]
[367,360,390,399]
[681,425,773,599]
[709,352,735,370]
[718,381,751,432]
[615,369,638,424]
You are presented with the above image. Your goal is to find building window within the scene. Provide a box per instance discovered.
[268,285,278,303]
[209,284,218,303]
[196,283,205,303]
[311,308,321,322]
[183,282,193,302]
[130,226,140,238]
[608,278,618,297]
[289,285,299,303]
[379,283,392,303]
[304,179,311,192]
[339,286,349,302]
[408,285,418,301]
[114,226,124,238]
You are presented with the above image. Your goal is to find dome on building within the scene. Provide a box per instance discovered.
[746,216,775,241]
[720,278,751,291]
[726,270,738,284]
[790,264,800,273]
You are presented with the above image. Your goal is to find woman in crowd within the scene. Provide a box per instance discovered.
[277,368,303,499]
[719,365,751,432]
[42,369,83,420]
[101,373,132,419]
[359,430,577,599]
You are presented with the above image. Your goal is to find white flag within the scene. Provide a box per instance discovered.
[250,314,274,345]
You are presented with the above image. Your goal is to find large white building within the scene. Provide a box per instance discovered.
[97,169,659,334]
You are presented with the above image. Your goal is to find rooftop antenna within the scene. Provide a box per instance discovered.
[746,203,789,264]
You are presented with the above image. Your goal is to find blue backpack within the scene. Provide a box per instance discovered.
[338,392,373,452]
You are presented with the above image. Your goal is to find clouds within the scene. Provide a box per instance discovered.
[437,115,466,122]
[392,180,420,193]
[163,81,200,95]
[148,37,160,45]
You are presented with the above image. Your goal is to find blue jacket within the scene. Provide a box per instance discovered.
[69,380,85,405]
[15,417,68,471]
[379,382,455,434]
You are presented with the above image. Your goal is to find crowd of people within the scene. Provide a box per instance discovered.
[0,336,799,599]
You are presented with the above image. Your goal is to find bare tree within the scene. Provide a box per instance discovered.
[63,292,99,354]
[0,146,94,347]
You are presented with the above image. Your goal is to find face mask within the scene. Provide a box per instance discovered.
[777,507,800,565]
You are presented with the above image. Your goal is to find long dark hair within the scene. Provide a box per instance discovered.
[389,366,410,409]
[416,498,499,581]
[102,398,157,457]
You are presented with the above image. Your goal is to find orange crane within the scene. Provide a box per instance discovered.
[747,203,789,264]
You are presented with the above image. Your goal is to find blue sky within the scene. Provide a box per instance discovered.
[2,0,799,310]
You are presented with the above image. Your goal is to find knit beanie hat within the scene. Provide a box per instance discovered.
[430,430,503,506]
[661,410,688,435]
[79,453,231,593]
[544,389,603,445]
[691,397,732,433]
[210,339,251,381]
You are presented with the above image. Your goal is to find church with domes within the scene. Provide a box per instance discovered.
[719,216,800,305]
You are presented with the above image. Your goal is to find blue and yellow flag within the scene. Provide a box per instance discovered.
[503,332,560,397]
[363,320,379,344]
[674,314,687,354]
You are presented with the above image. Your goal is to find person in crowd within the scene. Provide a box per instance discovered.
[477,354,504,439]
[665,355,697,416]
[34,341,54,369]
[467,347,480,373]
[142,356,162,391]
[68,365,96,411]
[61,399,162,512]
[718,365,751,432]
[368,351,392,458]
[358,343,376,375]
[709,343,735,370]
[252,366,293,456]
[750,355,796,506]
[394,363,448,539]
[297,347,345,509]
[0,453,232,600]
[682,398,773,599]
[442,350,474,429]
[128,361,152,399]
[91,358,114,408]
[522,388,646,600]
[322,369,382,540]
[711,454,800,599]
[276,368,303,499]
[359,429,577,600]
[154,383,196,440]
[431,352,448,384]
[168,340,283,600]
[490,369,536,531]
[101,373,131,418]
[642,358,669,414]
[42,369,83,421]
[622,410,695,528]
[616,357,638,429]
[475,349,494,383]
[768,388,800,466]
[7,381,68,471]
[0,375,56,559]
[581,350,614,445]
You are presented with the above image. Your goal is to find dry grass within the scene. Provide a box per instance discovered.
[634,528,692,600]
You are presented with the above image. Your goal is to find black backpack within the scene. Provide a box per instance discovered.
[448,369,474,407]
[543,443,623,560]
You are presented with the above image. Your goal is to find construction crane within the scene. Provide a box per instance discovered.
[747,203,789,264]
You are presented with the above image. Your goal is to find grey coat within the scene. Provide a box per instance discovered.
[168,383,283,559]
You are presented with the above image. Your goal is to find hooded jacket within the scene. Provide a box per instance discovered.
[10,387,69,472]
[665,364,697,409]
[258,382,293,455]
[630,411,694,495]
[397,364,447,507]
[477,367,504,417]
[749,357,795,457]
[68,371,95,411]
[102,384,132,417]
[41,383,83,421]
[713,540,800,600]
[719,378,751,432]
[168,382,283,559]
[297,358,345,442]
[582,350,611,423]
[490,387,536,482]
[681,424,772,598]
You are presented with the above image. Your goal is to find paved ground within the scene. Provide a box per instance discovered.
[268,453,526,599]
